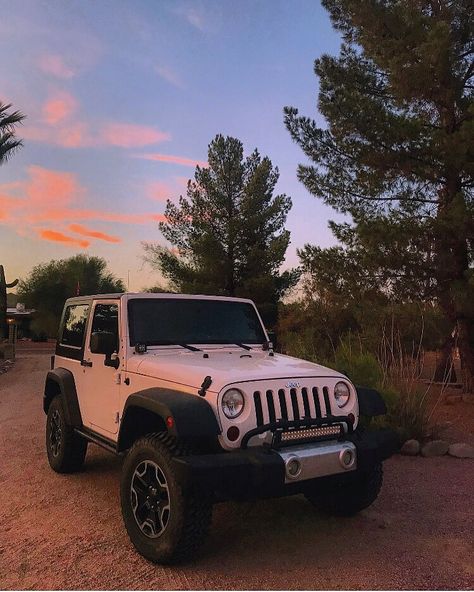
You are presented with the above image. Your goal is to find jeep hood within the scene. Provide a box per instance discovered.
[127,349,345,393]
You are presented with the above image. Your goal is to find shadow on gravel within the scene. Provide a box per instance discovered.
[81,448,122,474]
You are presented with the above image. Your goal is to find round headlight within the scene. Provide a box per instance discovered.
[221,389,245,419]
[334,381,350,408]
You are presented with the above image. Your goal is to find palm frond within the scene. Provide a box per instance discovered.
[0,138,23,162]
[0,101,26,165]
[0,102,25,126]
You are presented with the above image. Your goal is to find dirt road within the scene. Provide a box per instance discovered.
[1,352,473,590]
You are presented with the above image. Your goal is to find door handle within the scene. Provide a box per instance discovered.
[81,359,93,367]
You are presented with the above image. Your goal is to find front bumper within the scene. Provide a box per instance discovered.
[173,428,399,500]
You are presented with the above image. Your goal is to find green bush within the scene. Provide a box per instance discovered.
[376,381,429,442]
[329,338,428,442]
[332,344,382,388]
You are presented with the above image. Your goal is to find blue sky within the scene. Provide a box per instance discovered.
[0,0,344,290]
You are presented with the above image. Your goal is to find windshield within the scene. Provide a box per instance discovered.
[128,298,267,346]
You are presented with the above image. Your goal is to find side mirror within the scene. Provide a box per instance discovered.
[91,332,120,369]
[90,331,117,356]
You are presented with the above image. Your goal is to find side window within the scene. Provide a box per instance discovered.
[61,304,89,348]
[90,304,119,351]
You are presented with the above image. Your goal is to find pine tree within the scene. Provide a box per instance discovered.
[144,134,298,324]
[285,0,474,390]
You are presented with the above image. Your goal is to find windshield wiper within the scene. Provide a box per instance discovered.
[180,343,202,352]
[234,343,253,351]
[151,340,202,352]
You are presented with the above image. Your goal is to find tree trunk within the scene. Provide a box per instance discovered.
[457,317,474,393]
[433,333,457,383]
[433,85,473,391]
[434,156,472,392]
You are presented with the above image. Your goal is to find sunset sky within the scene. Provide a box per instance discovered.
[0,0,344,291]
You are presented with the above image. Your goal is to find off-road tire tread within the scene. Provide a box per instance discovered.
[121,431,212,564]
[46,396,87,473]
[305,463,383,517]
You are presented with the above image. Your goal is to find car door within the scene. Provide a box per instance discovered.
[81,300,121,437]
[55,301,91,403]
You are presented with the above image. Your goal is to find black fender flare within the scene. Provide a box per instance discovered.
[356,386,387,417]
[44,368,83,427]
[118,388,221,451]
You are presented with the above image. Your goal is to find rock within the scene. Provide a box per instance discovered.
[461,395,473,404]
[401,439,420,456]
[448,443,474,459]
[435,421,452,436]
[445,394,462,405]
[421,440,449,457]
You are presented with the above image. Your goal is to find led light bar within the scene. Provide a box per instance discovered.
[280,425,341,442]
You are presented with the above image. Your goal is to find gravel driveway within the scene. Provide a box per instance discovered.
[0,352,473,590]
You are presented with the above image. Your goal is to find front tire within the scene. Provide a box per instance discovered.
[46,396,87,473]
[120,433,213,564]
[305,463,383,516]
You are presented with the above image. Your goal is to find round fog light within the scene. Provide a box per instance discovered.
[227,426,240,441]
[285,456,302,480]
[339,448,355,469]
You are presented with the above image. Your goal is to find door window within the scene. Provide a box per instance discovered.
[61,304,89,348]
[90,303,119,351]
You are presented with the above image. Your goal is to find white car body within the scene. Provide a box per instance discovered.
[55,293,358,451]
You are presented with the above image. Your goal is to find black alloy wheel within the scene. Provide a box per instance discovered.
[131,460,171,538]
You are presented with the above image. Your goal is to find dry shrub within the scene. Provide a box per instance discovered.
[376,322,447,442]
[332,326,445,441]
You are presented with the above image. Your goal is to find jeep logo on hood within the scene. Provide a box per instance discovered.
[285,381,301,388]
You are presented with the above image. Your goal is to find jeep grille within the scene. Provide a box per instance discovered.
[252,386,332,427]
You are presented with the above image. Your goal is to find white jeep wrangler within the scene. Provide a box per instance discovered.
[44,293,397,563]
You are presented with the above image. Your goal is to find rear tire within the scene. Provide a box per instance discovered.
[46,396,87,473]
[305,463,383,516]
[120,432,213,564]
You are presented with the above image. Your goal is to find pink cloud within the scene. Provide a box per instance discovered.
[38,54,76,79]
[22,92,170,149]
[42,91,78,124]
[146,181,175,202]
[175,176,190,188]
[57,122,92,148]
[150,214,167,222]
[0,165,166,246]
[69,223,121,243]
[25,166,81,208]
[99,123,170,148]
[23,117,170,149]
[145,177,190,203]
[28,208,164,225]
[39,229,90,248]
[0,192,21,221]
[136,152,207,167]
[23,121,96,149]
